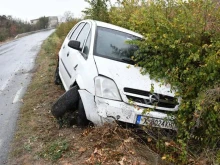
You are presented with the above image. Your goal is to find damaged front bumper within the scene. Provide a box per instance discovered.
[79,90,176,130]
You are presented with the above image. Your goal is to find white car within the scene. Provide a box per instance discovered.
[53,20,179,129]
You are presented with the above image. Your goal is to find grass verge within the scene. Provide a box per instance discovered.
[8,33,81,164]
[8,32,158,165]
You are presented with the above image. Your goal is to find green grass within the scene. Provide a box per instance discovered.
[38,139,69,161]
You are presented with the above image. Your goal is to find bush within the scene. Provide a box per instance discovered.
[0,28,8,41]
[84,0,220,163]
[82,0,110,22]
[56,19,80,41]
[130,0,220,150]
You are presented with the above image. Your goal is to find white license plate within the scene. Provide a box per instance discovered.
[136,115,175,130]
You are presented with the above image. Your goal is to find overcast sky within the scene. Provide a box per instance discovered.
[0,0,89,21]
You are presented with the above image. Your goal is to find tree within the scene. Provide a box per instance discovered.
[0,28,8,41]
[10,24,17,36]
[62,11,74,22]
[0,15,39,42]
[82,0,109,22]
[36,16,49,29]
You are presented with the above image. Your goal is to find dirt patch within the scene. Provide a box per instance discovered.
[73,124,158,165]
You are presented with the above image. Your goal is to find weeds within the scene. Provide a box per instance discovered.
[38,139,69,161]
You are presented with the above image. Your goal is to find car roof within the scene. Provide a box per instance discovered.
[84,19,143,38]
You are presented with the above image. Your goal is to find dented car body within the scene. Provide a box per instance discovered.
[58,20,179,129]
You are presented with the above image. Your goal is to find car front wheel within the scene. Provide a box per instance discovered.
[77,98,89,127]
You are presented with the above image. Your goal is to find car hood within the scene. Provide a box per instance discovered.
[94,56,175,98]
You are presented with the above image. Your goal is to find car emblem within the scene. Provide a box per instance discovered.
[141,93,160,105]
[149,94,160,104]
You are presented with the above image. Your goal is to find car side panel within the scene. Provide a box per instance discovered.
[59,39,71,90]
[70,21,98,95]
[59,22,81,90]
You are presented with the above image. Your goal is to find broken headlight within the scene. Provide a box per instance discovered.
[95,76,121,101]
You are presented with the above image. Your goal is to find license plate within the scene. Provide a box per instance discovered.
[136,115,175,130]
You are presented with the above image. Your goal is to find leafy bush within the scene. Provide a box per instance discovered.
[82,0,110,22]
[42,33,61,55]
[130,0,220,149]
[55,19,80,41]
[84,0,220,163]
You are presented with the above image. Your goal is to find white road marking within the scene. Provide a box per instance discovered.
[13,87,24,103]
[0,63,22,92]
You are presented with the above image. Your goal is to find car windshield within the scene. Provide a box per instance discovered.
[94,26,140,65]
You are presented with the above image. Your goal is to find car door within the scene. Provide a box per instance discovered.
[66,23,91,89]
[59,22,85,90]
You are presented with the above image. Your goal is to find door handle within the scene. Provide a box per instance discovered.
[63,45,65,49]
[67,52,69,57]
[74,64,78,70]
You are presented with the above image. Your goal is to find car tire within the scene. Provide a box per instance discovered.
[77,98,89,126]
[54,64,61,85]
[51,86,79,119]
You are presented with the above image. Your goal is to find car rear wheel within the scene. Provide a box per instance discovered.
[54,64,61,85]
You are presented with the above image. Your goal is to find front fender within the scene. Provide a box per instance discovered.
[72,74,95,95]
[75,75,85,89]
[78,90,103,125]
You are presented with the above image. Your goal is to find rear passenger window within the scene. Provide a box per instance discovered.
[70,23,85,40]
[67,27,75,38]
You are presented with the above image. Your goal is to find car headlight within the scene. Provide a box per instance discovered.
[95,76,121,101]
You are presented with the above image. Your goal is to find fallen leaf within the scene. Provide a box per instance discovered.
[129,150,135,155]
[59,133,64,137]
[147,137,152,142]
[162,155,166,160]
[124,137,133,143]
[165,142,170,146]
[169,141,176,146]
[86,154,95,164]
[119,156,127,165]
[189,158,195,163]
[78,147,86,152]
[93,148,102,155]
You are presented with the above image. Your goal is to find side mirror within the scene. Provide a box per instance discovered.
[68,40,81,51]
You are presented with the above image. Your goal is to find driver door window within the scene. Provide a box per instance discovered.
[76,24,90,51]
[70,23,85,40]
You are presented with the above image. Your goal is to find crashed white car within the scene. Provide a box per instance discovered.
[53,20,179,129]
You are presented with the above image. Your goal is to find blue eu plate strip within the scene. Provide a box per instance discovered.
[136,115,141,124]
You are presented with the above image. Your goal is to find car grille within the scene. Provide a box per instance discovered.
[124,87,178,109]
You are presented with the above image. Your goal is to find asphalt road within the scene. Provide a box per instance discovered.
[0,29,55,164]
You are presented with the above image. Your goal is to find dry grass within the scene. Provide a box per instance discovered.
[8,33,160,165]
[0,37,15,45]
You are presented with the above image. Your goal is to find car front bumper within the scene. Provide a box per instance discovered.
[79,90,176,129]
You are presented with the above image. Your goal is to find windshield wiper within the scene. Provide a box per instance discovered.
[120,58,135,65]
